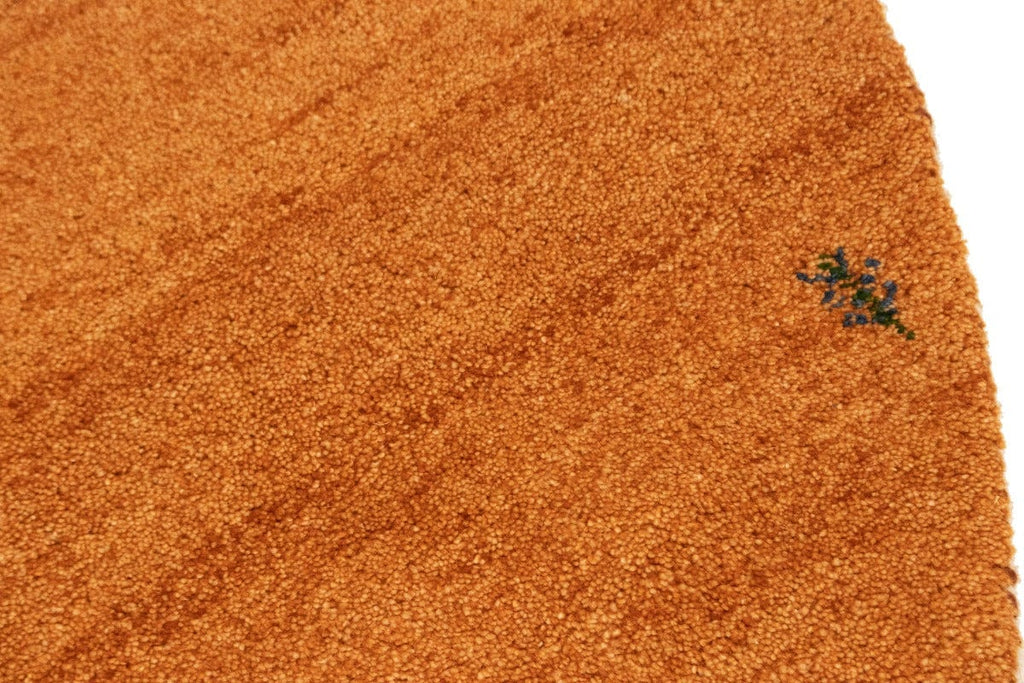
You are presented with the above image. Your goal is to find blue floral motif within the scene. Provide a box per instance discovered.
[795,248,915,340]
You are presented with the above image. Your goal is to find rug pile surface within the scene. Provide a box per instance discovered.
[0,0,1018,679]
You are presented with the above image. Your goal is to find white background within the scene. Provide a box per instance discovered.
[883,0,1023,650]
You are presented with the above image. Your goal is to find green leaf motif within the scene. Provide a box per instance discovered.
[795,246,915,340]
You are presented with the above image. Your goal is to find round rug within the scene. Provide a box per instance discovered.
[1,0,1018,679]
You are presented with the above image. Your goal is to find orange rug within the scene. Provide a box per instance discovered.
[1,0,1018,679]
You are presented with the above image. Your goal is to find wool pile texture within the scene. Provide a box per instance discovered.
[0,0,1019,679]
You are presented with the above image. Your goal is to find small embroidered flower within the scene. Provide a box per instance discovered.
[795,247,915,340]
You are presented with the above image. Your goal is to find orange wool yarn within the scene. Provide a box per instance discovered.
[1,0,1018,679]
